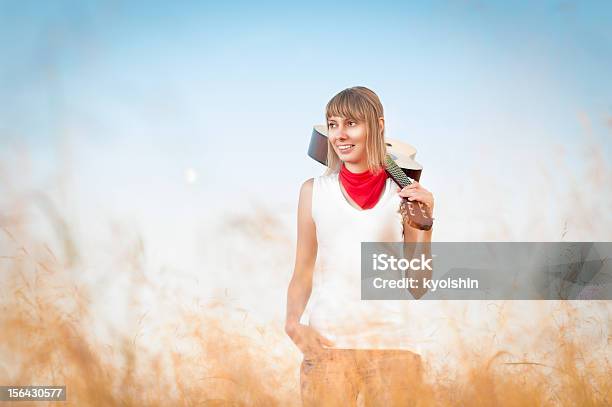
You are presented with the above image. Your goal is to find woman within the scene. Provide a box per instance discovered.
[285,86,434,406]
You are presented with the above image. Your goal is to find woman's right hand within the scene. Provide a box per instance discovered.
[285,322,335,357]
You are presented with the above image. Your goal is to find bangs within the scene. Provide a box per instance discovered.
[325,89,370,122]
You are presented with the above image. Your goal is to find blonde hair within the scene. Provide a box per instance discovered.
[325,86,387,175]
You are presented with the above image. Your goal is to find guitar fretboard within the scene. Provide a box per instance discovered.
[385,155,413,188]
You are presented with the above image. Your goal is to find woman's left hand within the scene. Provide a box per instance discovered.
[397,182,434,216]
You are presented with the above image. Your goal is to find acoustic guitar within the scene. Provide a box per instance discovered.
[308,125,433,231]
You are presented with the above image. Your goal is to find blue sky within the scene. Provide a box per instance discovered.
[1,0,611,251]
[2,1,610,147]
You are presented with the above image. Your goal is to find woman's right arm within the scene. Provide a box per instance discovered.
[284,179,334,354]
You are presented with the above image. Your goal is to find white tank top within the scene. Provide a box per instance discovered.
[308,172,418,351]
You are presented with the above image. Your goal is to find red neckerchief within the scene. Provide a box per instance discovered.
[339,163,388,209]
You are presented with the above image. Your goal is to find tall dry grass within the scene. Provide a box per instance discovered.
[0,221,296,406]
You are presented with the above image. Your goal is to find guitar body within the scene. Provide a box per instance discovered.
[308,125,423,181]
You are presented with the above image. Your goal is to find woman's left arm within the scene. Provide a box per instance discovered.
[398,181,434,299]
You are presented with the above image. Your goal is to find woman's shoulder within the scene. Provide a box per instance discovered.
[314,171,339,184]
[298,178,314,198]
[298,172,337,202]
[299,172,337,189]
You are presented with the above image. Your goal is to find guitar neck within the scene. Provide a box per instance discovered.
[385,155,414,188]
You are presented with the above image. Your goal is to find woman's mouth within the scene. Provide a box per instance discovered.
[337,144,355,154]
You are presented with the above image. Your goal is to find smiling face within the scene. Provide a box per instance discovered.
[327,116,367,168]
[324,87,388,174]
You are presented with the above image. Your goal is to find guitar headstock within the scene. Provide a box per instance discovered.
[385,155,433,231]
